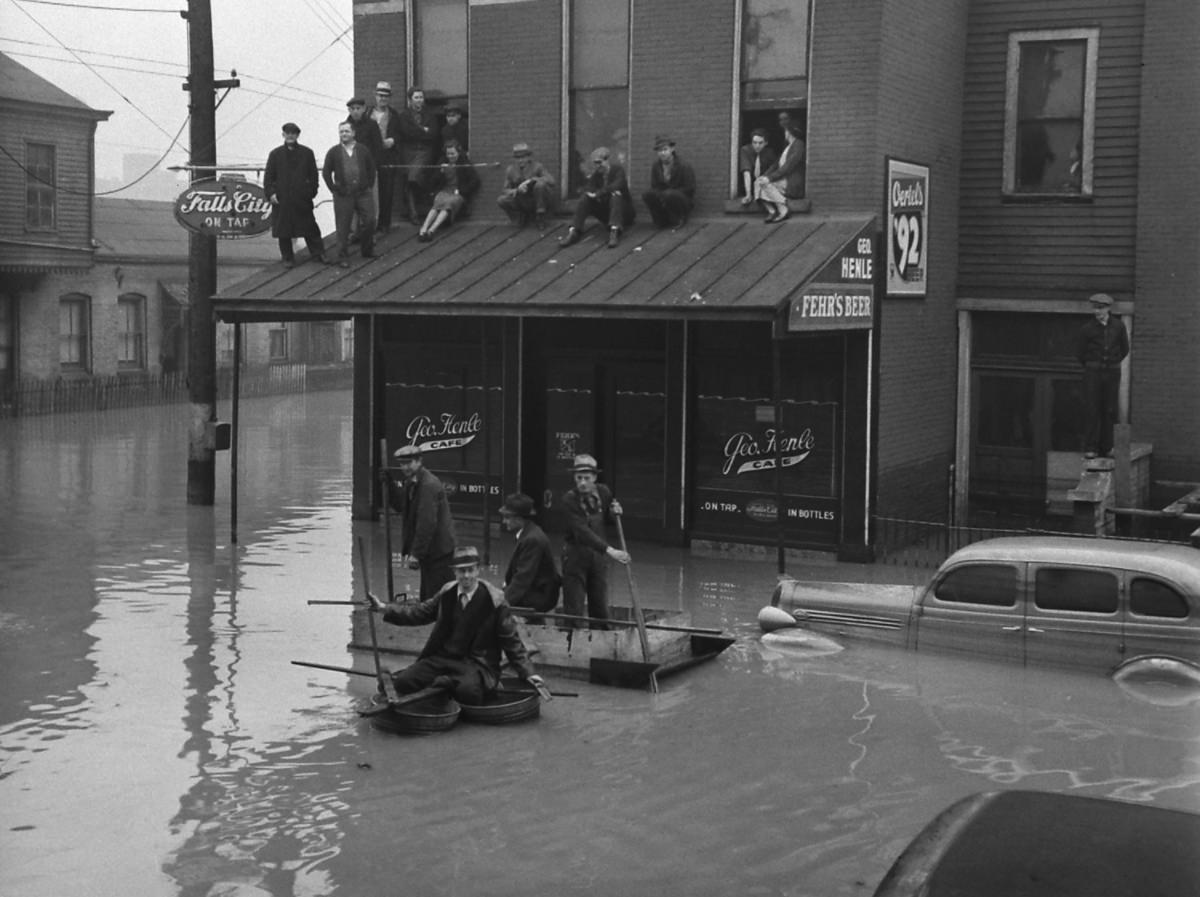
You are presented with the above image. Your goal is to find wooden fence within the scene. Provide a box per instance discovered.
[0,364,312,418]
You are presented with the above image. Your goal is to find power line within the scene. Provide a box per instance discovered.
[7,0,178,140]
[13,0,178,11]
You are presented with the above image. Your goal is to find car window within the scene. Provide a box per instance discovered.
[1034,567,1118,613]
[1129,578,1190,619]
[933,564,1018,607]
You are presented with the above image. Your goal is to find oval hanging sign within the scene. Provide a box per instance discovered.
[174,177,273,238]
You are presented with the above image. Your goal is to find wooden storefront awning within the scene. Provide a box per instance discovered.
[213,215,875,323]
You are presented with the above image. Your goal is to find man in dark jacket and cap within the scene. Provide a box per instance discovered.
[1077,292,1129,458]
[560,453,630,627]
[370,546,544,704]
[642,135,696,229]
[263,122,326,266]
[383,443,457,601]
[499,492,561,613]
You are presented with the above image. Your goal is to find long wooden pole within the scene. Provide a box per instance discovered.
[614,515,658,693]
[355,536,386,688]
[380,438,395,600]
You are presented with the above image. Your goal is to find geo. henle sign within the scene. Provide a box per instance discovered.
[174,177,273,238]
[788,221,877,331]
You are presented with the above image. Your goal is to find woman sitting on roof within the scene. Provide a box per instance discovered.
[417,140,480,242]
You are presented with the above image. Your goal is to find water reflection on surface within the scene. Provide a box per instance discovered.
[1,392,1197,897]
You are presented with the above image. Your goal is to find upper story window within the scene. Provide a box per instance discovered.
[1003,28,1098,197]
[413,0,467,103]
[568,0,630,193]
[59,294,90,372]
[737,0,809,200]
[27,143,56,230]
[117,293,146,371]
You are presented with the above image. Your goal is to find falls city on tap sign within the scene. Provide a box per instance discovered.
[174,177,273,238]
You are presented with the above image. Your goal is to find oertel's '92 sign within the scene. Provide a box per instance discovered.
[174,177,273,237]
[885,158,929,297]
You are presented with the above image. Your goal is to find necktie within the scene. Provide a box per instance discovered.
[459,590,471,609]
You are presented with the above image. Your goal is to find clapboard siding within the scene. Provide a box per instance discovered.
[958,0,1145,301]
[0,108,95,247]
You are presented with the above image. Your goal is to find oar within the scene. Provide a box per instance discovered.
[510,607,728,637]
[614,514,658,694]
[356,536,396,701]
[308,600,369,606]
[288,661,573,695]
[380,438,395,601]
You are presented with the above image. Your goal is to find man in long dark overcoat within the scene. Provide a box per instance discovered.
[263,122,326,266]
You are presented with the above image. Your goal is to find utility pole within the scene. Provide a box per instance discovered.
[184,0,217,504]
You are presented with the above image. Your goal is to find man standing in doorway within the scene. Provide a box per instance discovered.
[1076,292,1129,458]
[560,454,629,628]
[384,444,457,601]
[263,122,326,267]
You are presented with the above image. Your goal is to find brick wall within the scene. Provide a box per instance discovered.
[1132,0,1200,483]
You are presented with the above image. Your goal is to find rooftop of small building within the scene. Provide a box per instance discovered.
[0,51,111,117]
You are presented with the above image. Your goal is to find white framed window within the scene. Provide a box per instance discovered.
[1003,28,1099,197]
[59,294,90,371]
[566,0,630,194]
[269,324,289,362]
[27,143,56,230]
[117,293,146,370]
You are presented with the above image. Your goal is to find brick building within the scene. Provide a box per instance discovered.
[215,0,1198,554]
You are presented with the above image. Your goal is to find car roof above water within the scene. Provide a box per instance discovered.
[943,536,1200,590]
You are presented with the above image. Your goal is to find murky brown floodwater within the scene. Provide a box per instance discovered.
[2,390,1197,897]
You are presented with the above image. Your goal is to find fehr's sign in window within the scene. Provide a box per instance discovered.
[787,222,876,332]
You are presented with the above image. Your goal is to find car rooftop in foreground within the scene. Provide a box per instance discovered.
[871,789,1200,897]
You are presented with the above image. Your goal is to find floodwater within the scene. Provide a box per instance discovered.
[1,390,1197,897]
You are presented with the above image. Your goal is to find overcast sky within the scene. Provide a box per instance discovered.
[2,0,354,195]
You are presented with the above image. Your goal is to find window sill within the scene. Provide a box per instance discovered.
[722,197,811,215]
[1000,192,1093,205]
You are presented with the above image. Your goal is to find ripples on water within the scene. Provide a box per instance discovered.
[1,393,1197,897]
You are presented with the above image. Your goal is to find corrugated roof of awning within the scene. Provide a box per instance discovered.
[213,214,874,322]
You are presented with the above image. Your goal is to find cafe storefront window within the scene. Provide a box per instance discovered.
[690,322,843,547]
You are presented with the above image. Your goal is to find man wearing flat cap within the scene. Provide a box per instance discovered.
[560,146,635,249]
[560,453,630,628]
[499,493,561,613]
[497,142,558,229]
[1076,292,1129,458]
[642,135,696,229]
[263,122,326,267]
[371,545,544,704]
[368,81,404,233]
[383,444,457,600]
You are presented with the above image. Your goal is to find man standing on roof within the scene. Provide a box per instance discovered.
[263,122,326,267]
[367,81,404,234]
[370,546,544,704]
[383,444,457,601]
[560,454,629,629]
[322,118,377,267]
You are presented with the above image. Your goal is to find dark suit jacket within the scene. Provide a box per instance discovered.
[581,163,636,226]
[386,466,456,562]
[504,522,561,611]
[382,579,535,680]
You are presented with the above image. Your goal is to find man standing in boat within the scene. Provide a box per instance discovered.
[499,492,561,614]
[383,444,457,601]
[560,454,630,629]
[370,546,544,704]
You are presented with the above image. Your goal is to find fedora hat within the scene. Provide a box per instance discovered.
[499,492,536,518]
[451,546,481,568]
[393,444,422,460]
[571,453,600,473]
[375,81,392,94]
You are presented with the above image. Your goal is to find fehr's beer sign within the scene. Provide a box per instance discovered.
[174,177,273,238]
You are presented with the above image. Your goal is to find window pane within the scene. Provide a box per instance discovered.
[269,327,288,361]
[743,0,808,85]
[1130,579,1190,619]
[572,0,629,89]
[934,564,1018,607]
[568,87,629,193]
[59,297,87,368]
[416,0,467,97]
[976,376,1034,449]
[27,143,56,229]
[1035,567,1117,613]
[118,295,145,368]
[1016,41,1085,192]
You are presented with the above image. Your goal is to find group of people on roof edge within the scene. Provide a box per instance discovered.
[263,84,806,267]
[369,444,629,706]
